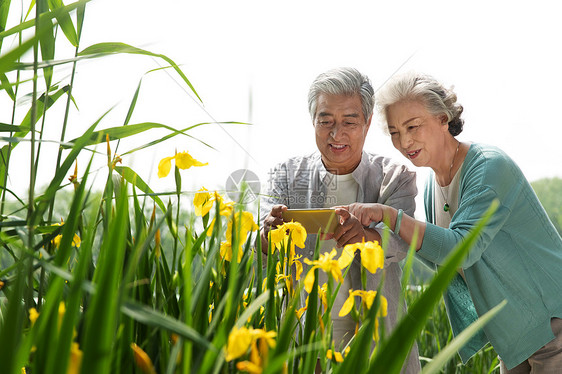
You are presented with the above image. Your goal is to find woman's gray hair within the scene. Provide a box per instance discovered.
[375,71,464,136]
[308,67,375,122]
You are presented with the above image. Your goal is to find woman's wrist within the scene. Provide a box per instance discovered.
[394,208,404,235]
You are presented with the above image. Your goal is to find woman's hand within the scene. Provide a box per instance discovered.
[337,203,386,226]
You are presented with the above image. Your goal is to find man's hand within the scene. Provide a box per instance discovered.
[332,209,366,247]
[260,204,287,253]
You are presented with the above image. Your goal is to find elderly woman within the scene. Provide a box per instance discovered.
[340,72,562,373]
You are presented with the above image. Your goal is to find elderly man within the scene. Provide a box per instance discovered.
[260,67,420,373]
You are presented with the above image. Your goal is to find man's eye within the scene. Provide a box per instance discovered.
[319,121,332,127]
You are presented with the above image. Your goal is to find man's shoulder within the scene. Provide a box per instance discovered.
[274,151,321,169]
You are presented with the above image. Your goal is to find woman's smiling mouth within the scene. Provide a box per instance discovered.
[406,149,421,159]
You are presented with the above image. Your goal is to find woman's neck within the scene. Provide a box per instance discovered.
[434,139,462,187]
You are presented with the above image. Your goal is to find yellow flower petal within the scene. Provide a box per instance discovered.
[58,302,66,329]
[29,308,39,326]
[157,156,174,178]
[174,151,207,169]
[294,260,303,281]
[220,241,232,262]
[338,246,355,269]
[303,268,316,294]
[269,227,287,249]
[67,342,83,374]
[360,241,384,274]
[338,292,356,317]
[194,187,214,216]
[236,360,263,374]
[226,327,253,361]
[284,221,307,248]
[379,295,388,317]
[334,351,344,363]
[131,343,157,374]
[73,234,81,248]
[296,306,307,319]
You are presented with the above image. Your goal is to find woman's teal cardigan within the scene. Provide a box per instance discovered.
[418,143,562,369]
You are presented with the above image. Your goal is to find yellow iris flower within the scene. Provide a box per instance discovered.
[225,326,276,362]
[193,187,214,216]
[219,211,259,262]
[67,343,83,374]
[303,249,353,293]
[269,220,307,252]
[194,189,236,240]
[157,150,207,178]
[326,349,344,363]
[343,239,384,274]
[339,289,388,318]
[51,219,81,249]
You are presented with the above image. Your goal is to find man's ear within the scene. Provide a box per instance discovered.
[365,114,373,130]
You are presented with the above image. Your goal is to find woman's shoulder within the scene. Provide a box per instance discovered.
[464,143,516,173]
[462,143,524,191]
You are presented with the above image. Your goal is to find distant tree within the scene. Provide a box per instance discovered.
[531,177,562,235]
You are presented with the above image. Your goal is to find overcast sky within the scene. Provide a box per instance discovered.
[3,0,561,217]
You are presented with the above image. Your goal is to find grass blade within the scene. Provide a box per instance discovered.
[78,42,202,102]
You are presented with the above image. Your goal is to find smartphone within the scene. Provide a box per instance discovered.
[282,208,339,234]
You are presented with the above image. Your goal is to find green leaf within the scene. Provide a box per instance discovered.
[421,300,506,374]
[0,0,89,40]
[121,301,216,351]
[0,123,21,132]
[114,166,166,213]
[38,0,55,88]
[0,0,11,50]
[78,42,202,102]
[0,28,46,75]
[32,109,108,225]
[47,0,78,46]
[80,179,129,374]
[124,77,142,126]
[0,72,15,100]
[63,121,194,148]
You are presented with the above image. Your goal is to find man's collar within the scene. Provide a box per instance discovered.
[316,151,367,182]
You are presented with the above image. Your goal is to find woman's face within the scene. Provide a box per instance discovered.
[385,100,450,169]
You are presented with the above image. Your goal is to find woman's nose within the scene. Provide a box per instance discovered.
[400,133,413,149]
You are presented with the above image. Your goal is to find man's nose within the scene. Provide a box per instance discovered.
[330,123,344,140]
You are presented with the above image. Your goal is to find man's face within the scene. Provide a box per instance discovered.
[314,93,371,174]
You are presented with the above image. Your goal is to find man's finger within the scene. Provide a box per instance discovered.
[335,207,350,222]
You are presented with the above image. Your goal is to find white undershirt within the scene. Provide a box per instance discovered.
[316,173,359,348]
[434,165,465,280]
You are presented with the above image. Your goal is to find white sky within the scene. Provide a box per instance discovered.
[2,0,561,218]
